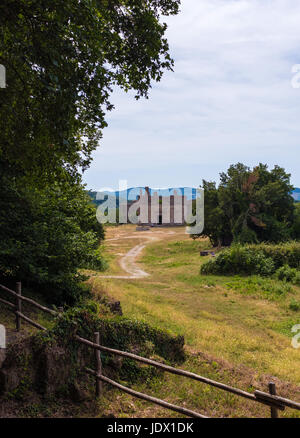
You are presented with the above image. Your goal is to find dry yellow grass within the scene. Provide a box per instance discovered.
[88,225,300,417]
[2,224,300,417]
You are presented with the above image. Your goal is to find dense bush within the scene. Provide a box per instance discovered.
[201,242,300,277]
[51,306,185,365]
[292,203,300,239]
[201,245,276,276]
[0,165,107,305]
[275,265,300,285]
[247,242,300,269]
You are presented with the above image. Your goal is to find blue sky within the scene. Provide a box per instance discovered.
[83,0,300,191]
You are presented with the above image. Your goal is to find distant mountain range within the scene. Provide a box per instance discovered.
[88,187,198,205]
[88,187,300,204]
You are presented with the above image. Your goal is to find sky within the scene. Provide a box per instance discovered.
[83,0,300,191]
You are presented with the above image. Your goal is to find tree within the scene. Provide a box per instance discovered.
[0,1,180,303]
[198,181,231,247]
[200,163,295,246]
[0,160,106,305]
[292,203,300,240]
[0,0,180,179]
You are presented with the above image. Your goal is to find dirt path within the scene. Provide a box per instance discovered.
[99,229,176,279]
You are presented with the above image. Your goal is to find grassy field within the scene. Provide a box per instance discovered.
[1,225,300,417]
[87,225,300,418]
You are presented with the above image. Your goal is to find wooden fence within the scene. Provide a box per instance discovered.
[1,281,300,418]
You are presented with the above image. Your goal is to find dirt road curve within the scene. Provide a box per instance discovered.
[100,230,175,279]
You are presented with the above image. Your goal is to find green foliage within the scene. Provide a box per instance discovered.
[35,304,185,387]
[200,180,232,247]
[248,241,300,269]
[199,163,295,246]
[0,165,106,305]
[0,0,180,305]
[0,0,180,178]
[2,304,185,404]
[225,275,292,301]
[292,203,300,239]
[166,240,206,255]
[289,299,300,312]
[50,306,185,364]
[201,242,300,280]
[275,266,300,285]
[201,245,276,276]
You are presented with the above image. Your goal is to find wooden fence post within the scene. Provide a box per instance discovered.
[16,282,22,331]
[94,332,103,397]
[269,382,279,418]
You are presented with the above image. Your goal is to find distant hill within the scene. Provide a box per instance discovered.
[292,188,300,202]
[88,187,300,205]
[88,187,198,207]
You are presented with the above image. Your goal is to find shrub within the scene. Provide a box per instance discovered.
[247,242,300,269]
[51,306,185,365]
[201,245,276,276]
[201,242,300,277]
[275,265,300,285]
[289,299,300,312]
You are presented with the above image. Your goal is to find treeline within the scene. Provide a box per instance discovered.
[198,163,300,246]
[0,0,180,304]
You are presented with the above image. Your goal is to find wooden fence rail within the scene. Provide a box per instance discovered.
[1,281,300,418]
[85,367,208,418]
[76,334,300,415]
[0,284,58,316]
[74,335,276,407]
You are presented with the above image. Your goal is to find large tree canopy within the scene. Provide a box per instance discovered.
[0,0,180,179]
[0,1,180,304]
[0,161,106,304]
[200,163,295,247]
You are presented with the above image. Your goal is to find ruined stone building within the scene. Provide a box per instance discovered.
[125,187,191,226]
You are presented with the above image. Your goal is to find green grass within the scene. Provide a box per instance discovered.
[94,353,300,418]
[224,275,294,300]
[4,226,299,418]
[91,227,300,391]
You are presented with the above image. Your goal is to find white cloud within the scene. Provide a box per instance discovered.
[83,0,300,190]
